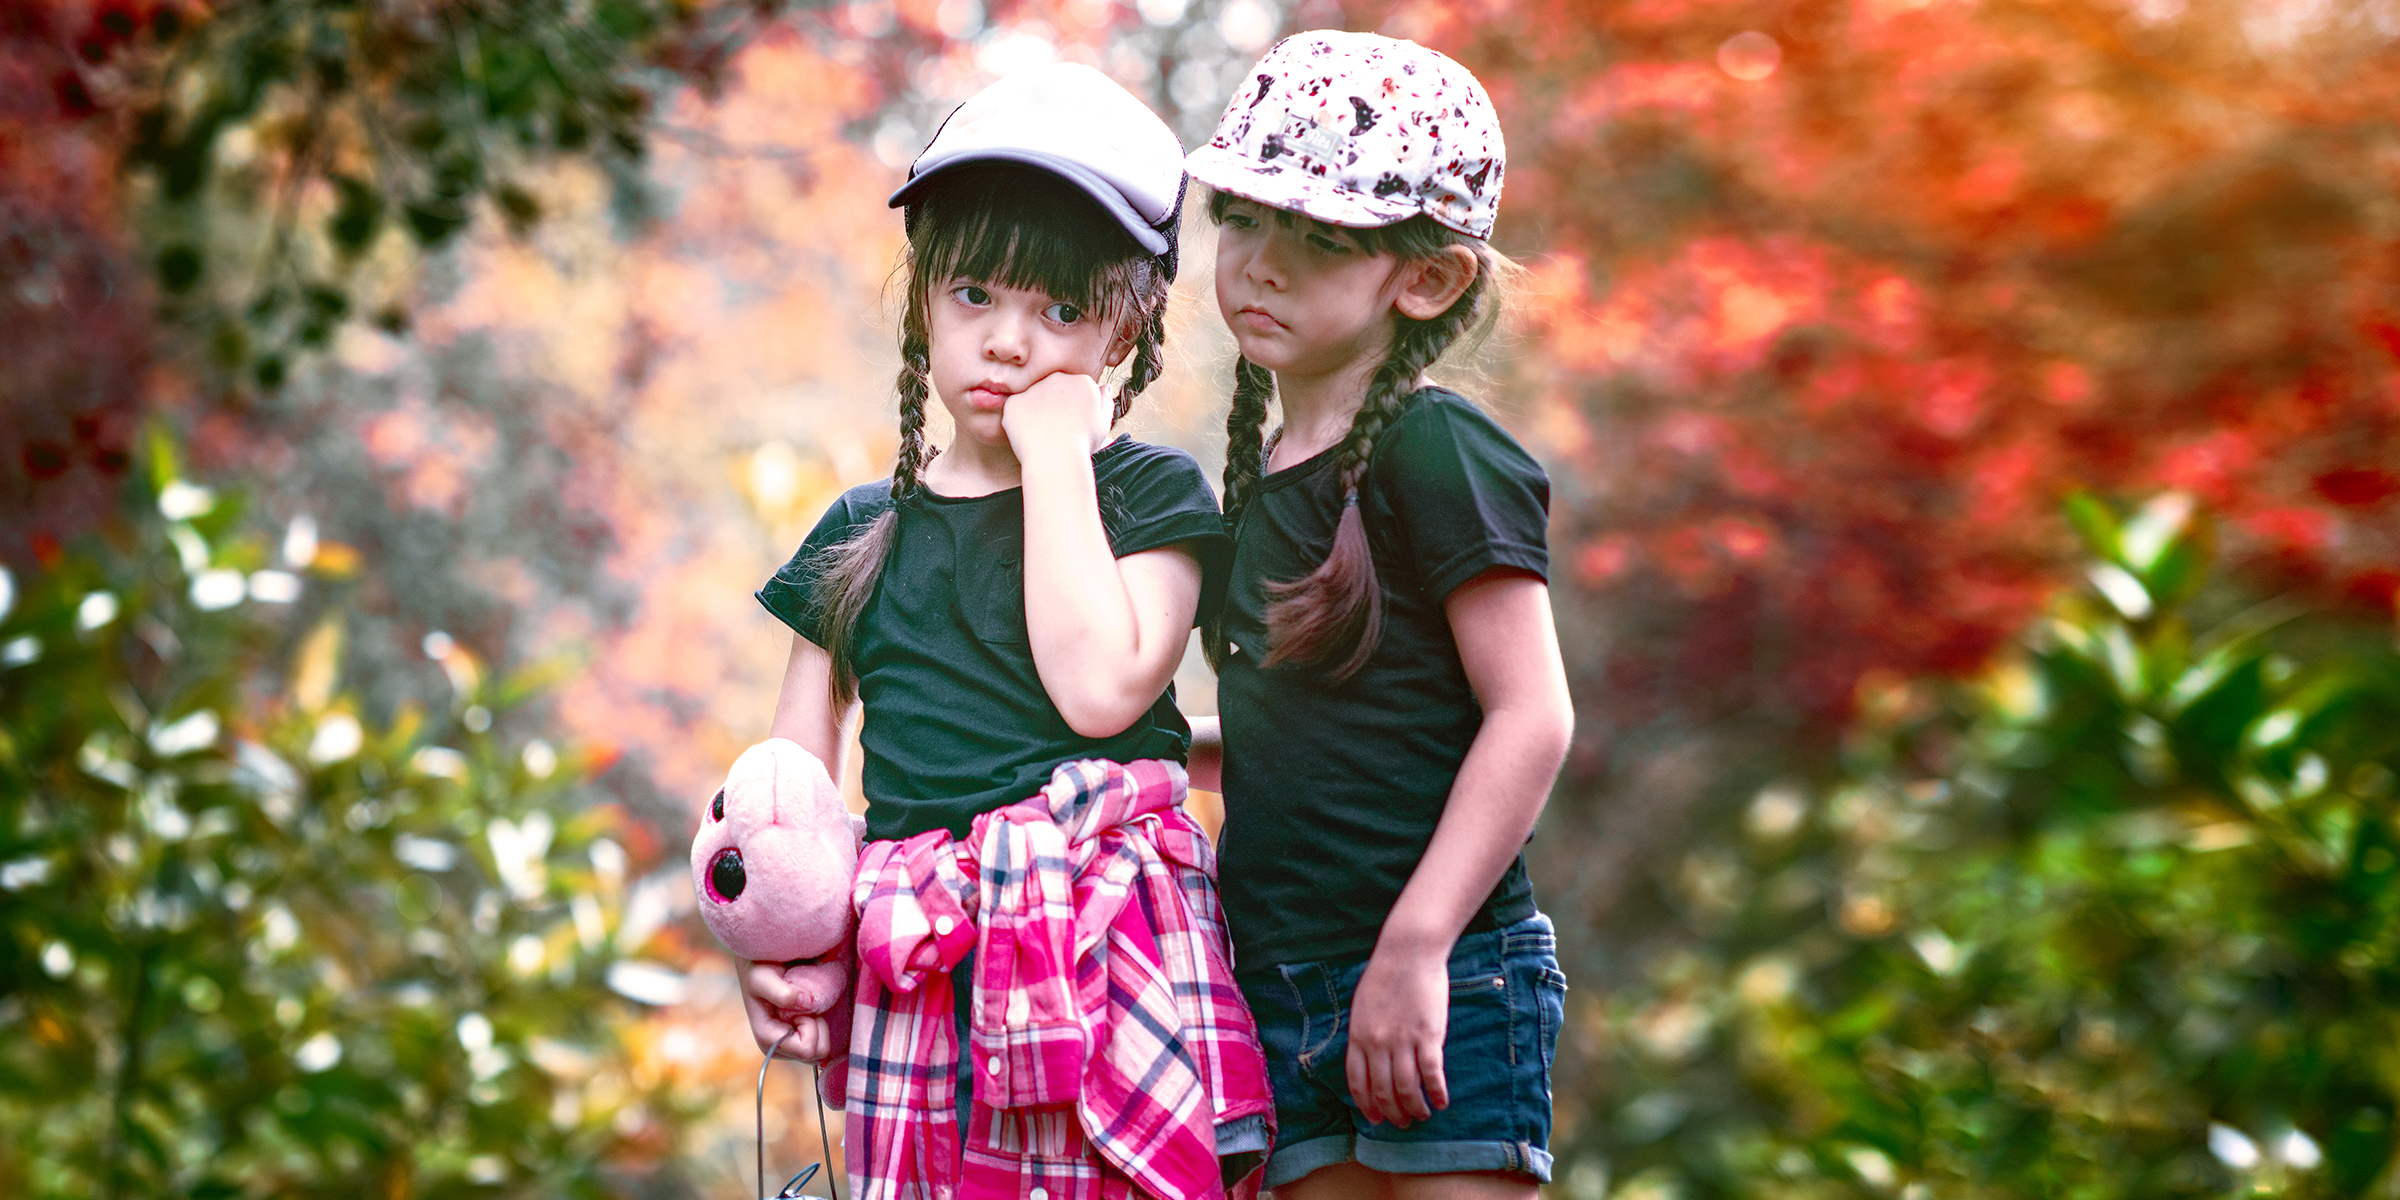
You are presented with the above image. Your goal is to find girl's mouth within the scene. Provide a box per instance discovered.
[1237,307,1283,334]
[965,385,1012,411]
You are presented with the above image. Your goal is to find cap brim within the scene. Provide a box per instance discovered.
[1184,144,1421,230]
[889,151,1173,256]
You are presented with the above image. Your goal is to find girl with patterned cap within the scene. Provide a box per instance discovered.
[743,63,1273,1199]
[1184,30,1574,1199]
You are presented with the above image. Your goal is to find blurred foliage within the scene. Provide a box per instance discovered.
[0,432,710,1198]
[26,0,800,389]
[1573,495,2400,1198]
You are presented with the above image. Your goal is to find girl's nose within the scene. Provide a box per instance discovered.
[1245,234,1291,292]
[984,315,1029,364]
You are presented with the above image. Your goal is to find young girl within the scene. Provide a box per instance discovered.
[1183,32,1575,1199]
[740,64,1272,1198]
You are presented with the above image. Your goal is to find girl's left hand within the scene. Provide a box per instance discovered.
[1344,946,1451,1128]
[1003,371,1113,461]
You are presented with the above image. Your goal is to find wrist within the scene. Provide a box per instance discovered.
[1010,431,1096,467]
[1370,923,1456,966]
[1015,444,1102,489]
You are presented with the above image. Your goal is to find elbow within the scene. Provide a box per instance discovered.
[1496,693,1575,768]
[1528,708,1574,776]
[1056,690,1149,740]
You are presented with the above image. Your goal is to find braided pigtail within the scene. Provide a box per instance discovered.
[1262,238,1494,683]
[1112,292,1168,423]
[1203,356,1276,671]
[814,306,936,707]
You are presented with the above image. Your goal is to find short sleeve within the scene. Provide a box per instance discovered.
[756,482,895,645]
[1094,439,1232,625]
[1371,393,1551,604]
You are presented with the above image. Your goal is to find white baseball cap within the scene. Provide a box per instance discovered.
[889,63,1188,269]
[1187,31,1505,240]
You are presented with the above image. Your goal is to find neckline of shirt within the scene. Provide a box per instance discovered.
[1258,387,1448,492]
[913,433,1136,504]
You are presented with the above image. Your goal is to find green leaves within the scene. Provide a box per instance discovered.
[96,0,746,392]
[1578,496,2400,1197]
[0,438,703,1197]
[2064,491,2210,623]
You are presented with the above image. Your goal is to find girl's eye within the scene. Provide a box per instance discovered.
[1307,233,1351,254]
[1043,301,1083,325]
[1222,211,1258,230]
[953,284,990,306]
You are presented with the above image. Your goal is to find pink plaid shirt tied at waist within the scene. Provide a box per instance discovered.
[847,757,1274,1200]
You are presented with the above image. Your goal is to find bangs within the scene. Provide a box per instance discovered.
[1206,186,1468,259]
[909,165,1153,315]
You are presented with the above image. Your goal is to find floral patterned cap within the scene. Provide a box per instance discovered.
[1186,30,1504,239]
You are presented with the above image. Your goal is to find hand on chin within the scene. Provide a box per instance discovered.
[1002,372,1111,460]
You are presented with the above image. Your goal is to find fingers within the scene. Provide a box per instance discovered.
[740,958,801,1012]
[745,1002,834,1061]
[1345,1041,1381,1128]
[779,1016,834,1061]
[1007,373,1113,453]
[743,989,798,1058]
[1347,1040,1427,1129]
[1393,1043,1435,1125]
[738,960,837,1061]
[1416,1037,1449,1115]
[1346,1014,1448,1127]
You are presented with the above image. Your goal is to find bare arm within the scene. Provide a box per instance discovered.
[1345,570,1574,1126]
[1186,714,1222,794]
[743,633,858,1060]
[1009,373,1204,738]
[767,633,849,772]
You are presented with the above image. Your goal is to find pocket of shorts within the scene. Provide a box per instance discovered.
[1448,970,1506,997]
[1529,963,1568,1076]
[963,558,1030,645]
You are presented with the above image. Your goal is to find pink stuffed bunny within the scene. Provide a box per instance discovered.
[691,737,864,1101]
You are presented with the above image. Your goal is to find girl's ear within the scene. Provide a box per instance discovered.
[1393,244,1480,321]
[1103,314,1140,368]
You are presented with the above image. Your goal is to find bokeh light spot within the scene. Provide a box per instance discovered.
[1718,31,1782,81]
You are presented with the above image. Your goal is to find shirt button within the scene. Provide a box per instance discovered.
[934,915,956,937]
[1030,1189,1048,1200]
[987,1056,1002,1076]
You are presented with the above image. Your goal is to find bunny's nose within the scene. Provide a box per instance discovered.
[708,847,746,902]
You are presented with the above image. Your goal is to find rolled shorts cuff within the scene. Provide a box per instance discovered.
[1264,1134,1555,1188]
[1218,1112,1272,1158]
[1359,1135,1554,1183]
[1262,1133,1357,1189]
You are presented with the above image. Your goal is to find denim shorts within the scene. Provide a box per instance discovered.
[1239,912,1566,1189]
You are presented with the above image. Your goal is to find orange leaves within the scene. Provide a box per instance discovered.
[1424,0,2400,735]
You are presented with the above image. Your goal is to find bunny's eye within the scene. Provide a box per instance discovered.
[710,790,724,821]
[709,847,746,901]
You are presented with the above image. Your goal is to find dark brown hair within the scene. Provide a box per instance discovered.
[813,166,1172,705]
[1206,192,1504,682]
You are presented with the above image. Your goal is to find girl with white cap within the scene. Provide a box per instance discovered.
[743,64,1274,1198]
[1185,31,1574,1199]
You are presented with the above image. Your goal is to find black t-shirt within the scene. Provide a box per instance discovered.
[1218,389,1550,968]
[757,436,1228,841]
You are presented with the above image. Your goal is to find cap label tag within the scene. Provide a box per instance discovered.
[1284,114,1347,164]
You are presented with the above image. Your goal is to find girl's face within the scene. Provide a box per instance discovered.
[1212,197,1407,380]
[925,276,1130,449]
